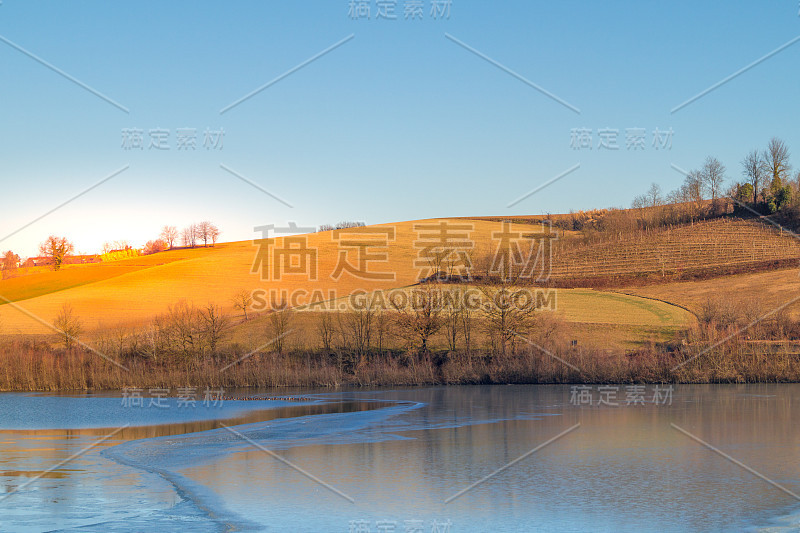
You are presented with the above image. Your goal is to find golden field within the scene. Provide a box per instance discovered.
[0,219,695,337]
[1,214,799,389]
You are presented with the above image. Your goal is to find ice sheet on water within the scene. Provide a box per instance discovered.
[103,392,560,532]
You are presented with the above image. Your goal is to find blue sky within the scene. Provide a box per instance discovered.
[1,1,799,257]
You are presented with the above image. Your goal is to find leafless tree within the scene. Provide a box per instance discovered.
[442,287,464,352]
[665,188,683,205]
[268,300,292,354]
[701,156,726,202]
[53,303,83,349]
[741,149,765,205]
[209,224,221,246]
[232,289,253,321]
[684,170,704,202]
[479,281,539,357]
[461,299,475,358]
[631,194,648,209]
[334,221,366,229]
[339,305,374,363]
[390,285,443,355]
[160,226,178,248]
[646,182,663,207]
[197,221,213,247]
[317,312,335,352]
[181,225,197,248]
[164,301,203,357]
[373,307,390,355]
[199,302,229,354]
[763,137,791,193]
[39,236,74,271]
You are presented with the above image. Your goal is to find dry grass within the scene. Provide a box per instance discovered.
[0,213,795,390]
[0,219,596,334]
[626,268,800,318]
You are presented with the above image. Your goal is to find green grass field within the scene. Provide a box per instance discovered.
[555,289,692,326]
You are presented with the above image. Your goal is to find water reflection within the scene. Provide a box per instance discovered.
[181,385,800,532]
[0,386,799,532]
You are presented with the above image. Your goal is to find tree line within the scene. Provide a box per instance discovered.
[0,221,221,276]
[632,137,798,219]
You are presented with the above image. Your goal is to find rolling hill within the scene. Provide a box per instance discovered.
[550,217,800,282]
[1,215,793,337]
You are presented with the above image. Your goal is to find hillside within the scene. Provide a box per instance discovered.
[0,218,695,337]
[625,268,800,317]
[0,214,794,337]
[549,217,800,284]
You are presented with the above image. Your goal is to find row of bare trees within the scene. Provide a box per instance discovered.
[317,221,366,232]
[260,281,542,372]
[92,302,230,360]
[159,221,220,249]
[632,137,799,221]
[632,155,727,215]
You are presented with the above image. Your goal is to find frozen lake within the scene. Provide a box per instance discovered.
[0,385,799,532]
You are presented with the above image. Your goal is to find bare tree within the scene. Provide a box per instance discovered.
[631,194,648,210]
[461,298,475,358]
[231,289,253,321]
[373,307,390,355]
[160,226,178,248]
[197,221,212,247]
[390,285,443,355]
[39,236,74,271]
[340,305,374,364]
[741,149,765,205]
[199,303,229,354]
[701,156,726,202]
[53,303,83,349]
[646,182,663,207]
[317,312,335,352]
[164,301,202,357]
[763,137,792,193]
[442,287,464,352]
[268,300,292,354]
[479,281,539,357]
[181,225,197,248]
[684,170,704,202]
[209,224,220,246]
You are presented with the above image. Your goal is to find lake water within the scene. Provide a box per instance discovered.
[0,385,798,532]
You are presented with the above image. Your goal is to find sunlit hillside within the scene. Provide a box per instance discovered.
[0,217,692,336]
[2,214,795,337]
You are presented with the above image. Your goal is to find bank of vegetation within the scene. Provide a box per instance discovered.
[0,287,798,391]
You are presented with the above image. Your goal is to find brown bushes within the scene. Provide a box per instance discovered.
[1,290,799,391]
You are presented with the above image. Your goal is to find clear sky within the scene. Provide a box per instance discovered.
[1,1,799,257]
